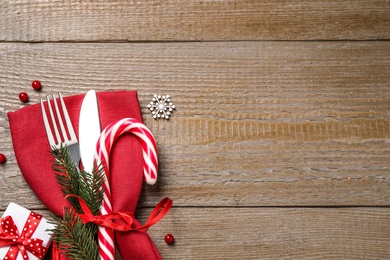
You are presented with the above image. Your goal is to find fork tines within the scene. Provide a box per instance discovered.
[40,93,77,148]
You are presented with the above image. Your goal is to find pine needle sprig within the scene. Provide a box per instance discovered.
[76,165,105,235]
[78,164,106,216]
[51,207,100,260]
[51,145,83,212]
[51,145,105,215]
[50,145,107,259]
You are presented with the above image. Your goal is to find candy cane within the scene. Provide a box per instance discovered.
[94,118,158,260]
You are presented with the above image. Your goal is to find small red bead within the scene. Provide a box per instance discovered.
[32,80,42,90]
[0,154,6,164]
[19,92,29,102]
[164,234,175,245]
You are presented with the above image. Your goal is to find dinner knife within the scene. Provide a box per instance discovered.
[78,90,101,173]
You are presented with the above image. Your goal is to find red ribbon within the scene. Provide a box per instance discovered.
[66,195,172,232]
[0,212,48,260]
[52,196,172,260]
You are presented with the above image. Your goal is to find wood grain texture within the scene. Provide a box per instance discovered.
[1,1,390,257]
[2,207,389,259]
[0,41,389,209]
[0,0,389,42]
[143,207,390,259]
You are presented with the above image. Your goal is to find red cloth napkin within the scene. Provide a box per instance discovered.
[8,90,162,260]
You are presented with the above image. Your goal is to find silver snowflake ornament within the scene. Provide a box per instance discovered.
[147,94,176,119]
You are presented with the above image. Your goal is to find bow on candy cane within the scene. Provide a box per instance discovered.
[0,213,48,260]
[67,195,172,233]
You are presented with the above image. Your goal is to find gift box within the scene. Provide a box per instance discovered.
[0,202,55,260]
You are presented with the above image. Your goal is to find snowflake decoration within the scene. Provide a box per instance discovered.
[147,94,176,119]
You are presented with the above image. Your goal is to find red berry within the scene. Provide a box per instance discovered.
[0,154,6,164]
[164,234,174,245]
[19,92,29,102]
[32,80,42,90]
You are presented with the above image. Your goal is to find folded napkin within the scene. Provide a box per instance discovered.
[8,90,162,259]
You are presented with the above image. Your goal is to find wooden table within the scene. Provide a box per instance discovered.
[1,1,389,259]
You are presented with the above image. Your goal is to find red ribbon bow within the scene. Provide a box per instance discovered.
[67,195,172,232]
[53,196,172,260]
[0,212,48,260]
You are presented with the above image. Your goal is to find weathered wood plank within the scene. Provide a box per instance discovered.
[0,0,389,42]
[0,42,389,209]
[2,207,389,259]
[145,207,390,259]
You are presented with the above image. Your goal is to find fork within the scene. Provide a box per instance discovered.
[40,93,81,168]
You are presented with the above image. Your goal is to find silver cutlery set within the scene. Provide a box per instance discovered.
[40,91,101,172]
[40,90,124,259]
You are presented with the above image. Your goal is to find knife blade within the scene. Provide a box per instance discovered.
[78,90,101,173]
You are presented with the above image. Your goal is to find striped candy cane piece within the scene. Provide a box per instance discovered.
[94,118,158,260]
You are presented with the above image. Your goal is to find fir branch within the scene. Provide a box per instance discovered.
[78,164,105,216]
[50,145,106,257]
[51,145,82,212]
[76,166,105,235]
[51,145,105,215]
[51,208,100,260]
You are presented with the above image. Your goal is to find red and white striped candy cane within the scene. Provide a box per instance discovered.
[94,118,158,260]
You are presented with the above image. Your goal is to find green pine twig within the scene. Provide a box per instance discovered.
[78,163,106,216]
[51,207,99,260]
[50,145,106,259]
[51,145,82,212]
[51,145,105,215]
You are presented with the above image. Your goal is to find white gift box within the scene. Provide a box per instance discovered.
[0,202,55,260]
